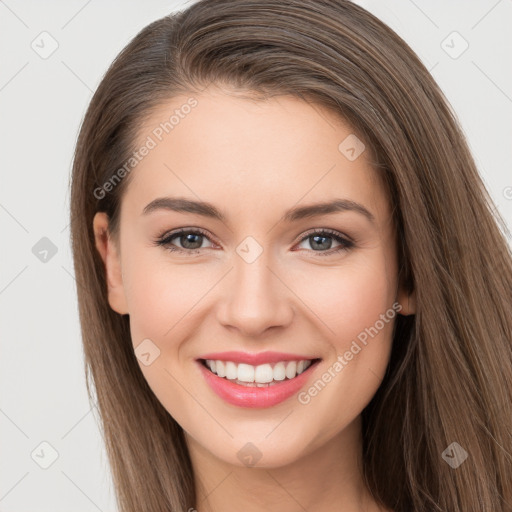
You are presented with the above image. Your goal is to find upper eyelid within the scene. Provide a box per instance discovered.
[294,227,353,244]
[160,227,216,244]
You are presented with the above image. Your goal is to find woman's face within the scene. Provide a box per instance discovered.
[94,86,414,468]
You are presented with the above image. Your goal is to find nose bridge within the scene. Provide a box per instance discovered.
[216,236,293,335]
[234,245,274,299]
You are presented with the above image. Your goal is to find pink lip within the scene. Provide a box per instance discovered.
[197,351,318,366]
[196,358,321,408]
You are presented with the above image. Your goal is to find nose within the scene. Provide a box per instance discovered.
[216,250,294,337]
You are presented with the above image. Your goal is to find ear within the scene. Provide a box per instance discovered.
[396,283,416,316]
[93,212,129,315]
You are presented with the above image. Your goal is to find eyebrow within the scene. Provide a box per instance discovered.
[142,197,375,224]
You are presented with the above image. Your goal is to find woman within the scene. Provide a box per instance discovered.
[69,1,512,511]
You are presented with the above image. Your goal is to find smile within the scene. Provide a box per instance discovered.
[196,357,322,408]
[201,358,316,386]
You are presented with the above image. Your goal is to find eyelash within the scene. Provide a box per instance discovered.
[153,227,355,257]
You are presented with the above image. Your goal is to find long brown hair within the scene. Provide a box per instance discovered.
[69,1,512,510]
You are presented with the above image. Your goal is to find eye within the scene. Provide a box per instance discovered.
[154,228,215,255]
[294,228,354,256]
[153,227,355,256]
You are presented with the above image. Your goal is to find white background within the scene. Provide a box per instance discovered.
[1,1,511,510]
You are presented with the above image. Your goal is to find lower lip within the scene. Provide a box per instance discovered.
[197,359,320,408]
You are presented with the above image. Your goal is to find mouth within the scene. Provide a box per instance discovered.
[198,358,322,387]
[196,357,322,408]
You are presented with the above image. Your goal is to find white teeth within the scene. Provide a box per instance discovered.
[285,361,297,379]
[237,363,255,382]
[216,360,226,378]
[273,362,286,381]
[204,358,315,383]
[254,363,273,383]
[225,361,238,380]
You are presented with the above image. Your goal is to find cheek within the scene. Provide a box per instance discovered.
[122,248,215,348]
[292,255,398,429]
[291,250,397,344]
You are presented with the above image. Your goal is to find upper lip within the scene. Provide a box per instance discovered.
[197,351,320,366]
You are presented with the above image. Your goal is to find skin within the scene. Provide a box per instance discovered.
[93,85,415,512]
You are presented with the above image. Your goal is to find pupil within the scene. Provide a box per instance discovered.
[311,235,331,250]
[182,233,202,249]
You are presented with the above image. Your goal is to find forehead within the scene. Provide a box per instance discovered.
[122,88,389,225]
